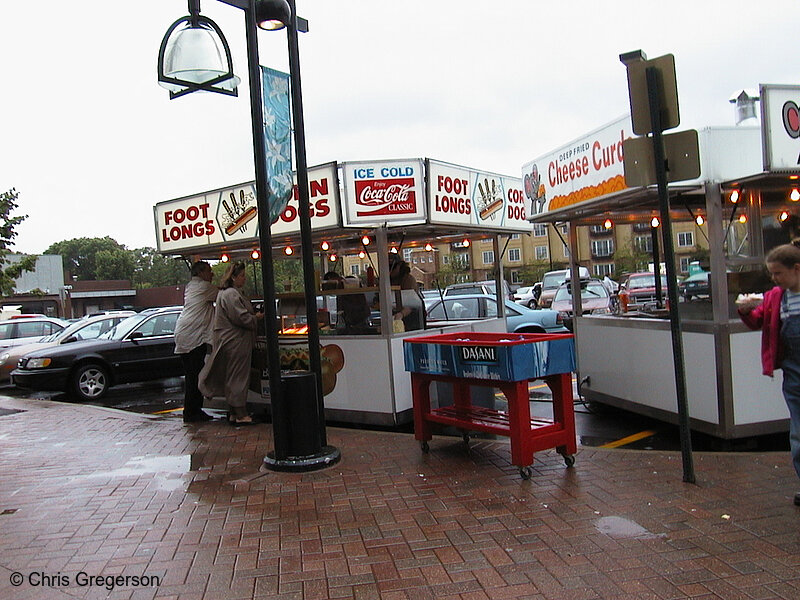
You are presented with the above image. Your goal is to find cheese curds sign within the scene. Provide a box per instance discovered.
[523,114,634,219]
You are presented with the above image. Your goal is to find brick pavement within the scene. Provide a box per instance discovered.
[0,395,799,600]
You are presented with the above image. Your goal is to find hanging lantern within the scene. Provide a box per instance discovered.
[320,240,330,251]
[650,217,660,227]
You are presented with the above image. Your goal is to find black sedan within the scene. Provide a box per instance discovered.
[11,307,183,402]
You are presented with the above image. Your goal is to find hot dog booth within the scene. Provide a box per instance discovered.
[154,157,533,425]
[524,86,800,439]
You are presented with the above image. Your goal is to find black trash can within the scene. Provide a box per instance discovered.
[273,370,321,458]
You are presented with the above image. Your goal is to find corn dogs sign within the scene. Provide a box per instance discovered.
[523,115,634,219]
[426,160,528,231]
[154,162,340,253]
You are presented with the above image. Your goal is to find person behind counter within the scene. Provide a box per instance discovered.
[322,271,371,333]
[388,254,424,331]
[738,242,800,506]
[199,261,263,425]
[174,260,218,423]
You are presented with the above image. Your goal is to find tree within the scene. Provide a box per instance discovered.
[0,188,31,295]
[45,237,128,281]
[131,248,188,289]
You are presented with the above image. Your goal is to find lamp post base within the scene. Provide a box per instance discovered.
[262,445,341,472]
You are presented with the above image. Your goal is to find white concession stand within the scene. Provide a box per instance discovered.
[154,158,531,425]
[525,88,800,439]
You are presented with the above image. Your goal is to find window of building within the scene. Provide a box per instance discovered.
[443,255,450,264]
[510,233,520,239]
[562,244,569,258]
[679,256,691,273]
[593,263,614,277]
[591,239,614,257]
[482,250,494,264]
[635,235,653,253]
[510,270,521,283]
[350,264,360,276]
[535,245,549,260]
[678,231,694,247]
[589,225,606,233]
[403,249,412,261]
[508,248,521,262]
[532,223,547,237]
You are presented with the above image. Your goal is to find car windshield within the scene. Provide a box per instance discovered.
[627,275,667,289]
[554,282,609,302]
[542,273,565,290]
[101,313,151,340]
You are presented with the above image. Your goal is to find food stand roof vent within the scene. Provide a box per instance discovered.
[729,89,760,126]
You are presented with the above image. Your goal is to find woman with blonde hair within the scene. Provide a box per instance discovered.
[199,261,263,424]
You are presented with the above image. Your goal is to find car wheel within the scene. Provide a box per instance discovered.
[71,363,109,401]
[527,299,538,309]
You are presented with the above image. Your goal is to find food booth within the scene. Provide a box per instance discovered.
[524,86,800,439]
[154,157,532,425]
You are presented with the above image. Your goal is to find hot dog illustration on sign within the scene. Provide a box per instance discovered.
[217,187,258,238]
[476,177,504,221]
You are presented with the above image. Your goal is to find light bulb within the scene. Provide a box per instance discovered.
[284,246,294,255]
[321,241,330,251]
[603,219,613,229]
[251,249,260,260]
[650,217,660,227]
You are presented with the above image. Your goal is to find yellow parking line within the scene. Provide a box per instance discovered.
[152,408,183,415]
[600,430,656,449]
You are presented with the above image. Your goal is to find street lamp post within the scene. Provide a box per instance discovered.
[158,0,339,471]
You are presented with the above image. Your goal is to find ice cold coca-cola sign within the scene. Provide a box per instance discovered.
[343,160,425,225]
[355,179,416,217]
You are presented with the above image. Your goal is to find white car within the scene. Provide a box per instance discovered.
[0,316,70,350]
[513,284,541,308]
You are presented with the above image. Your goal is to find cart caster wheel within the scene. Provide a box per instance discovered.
[420,441,430,453]
[519,466,532,480]
[563,454,575,468]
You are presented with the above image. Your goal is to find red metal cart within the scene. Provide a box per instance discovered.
[403,332,577,479]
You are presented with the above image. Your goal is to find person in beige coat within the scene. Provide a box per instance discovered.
[199,261,263,425]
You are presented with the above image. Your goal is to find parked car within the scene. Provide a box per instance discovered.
[0,316,70,349]
[679,271,710,300]
[11,307,183,401]
[513,283,542,308]
[550,279,615,330]
[0,311,135,383]
[443,280,514,300]
[538,267,591,308]
[425,293,567,333]
[619,272,668,310]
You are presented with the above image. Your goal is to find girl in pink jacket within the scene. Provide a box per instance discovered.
[739,243,800,506]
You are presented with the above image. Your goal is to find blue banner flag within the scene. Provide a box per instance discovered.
[261,66,293,224]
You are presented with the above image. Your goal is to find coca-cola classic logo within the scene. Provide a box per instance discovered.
[355,178,417,216]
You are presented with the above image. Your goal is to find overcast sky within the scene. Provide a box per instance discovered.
[1,0,796,255]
